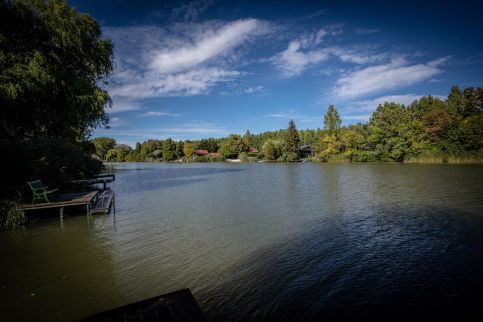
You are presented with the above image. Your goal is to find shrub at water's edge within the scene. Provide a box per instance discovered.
[0,200,25,230]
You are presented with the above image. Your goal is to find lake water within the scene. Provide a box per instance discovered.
[1,162,483,321]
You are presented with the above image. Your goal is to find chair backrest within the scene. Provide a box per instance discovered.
[28,180,45,192]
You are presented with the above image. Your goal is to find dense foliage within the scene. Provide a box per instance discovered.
[0,0,113,226]
[0,0,113,142]
[99,86,482,163]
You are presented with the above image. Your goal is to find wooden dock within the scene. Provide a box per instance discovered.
[21,190,115,217]
[69,174,115,190]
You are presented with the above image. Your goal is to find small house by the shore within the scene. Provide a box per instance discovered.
[195,149,209,156]
[299,145,314,157]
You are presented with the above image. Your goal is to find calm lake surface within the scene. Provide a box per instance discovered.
[1,163,483,321]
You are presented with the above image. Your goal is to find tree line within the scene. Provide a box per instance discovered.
[94,86,482,163]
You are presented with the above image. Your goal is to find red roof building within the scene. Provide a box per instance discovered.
[195,149,209,156]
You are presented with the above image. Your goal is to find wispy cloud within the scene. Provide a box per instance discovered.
[354,28,380,35]
[270,27,336,76]
[300,9,329,20]
[332,57,450,99]
[270,27,391,77]
[108,97,142,113]
[97,122,229,139]
[267,109,322,123]
[150,19,266,74]
[109,68,241,99]
[104,19,270,108]
[108,116,126,127]
[138,111,180,117]
[171,0,215,21]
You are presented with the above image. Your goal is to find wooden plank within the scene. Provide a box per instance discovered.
[78,289,207,322]
[21,191,98,211]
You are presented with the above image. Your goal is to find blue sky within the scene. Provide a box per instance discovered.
[70,0,483,146]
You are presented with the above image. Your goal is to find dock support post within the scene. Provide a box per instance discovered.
[86,203,90,216]
[60,207,64,218]
[113,194,116,214]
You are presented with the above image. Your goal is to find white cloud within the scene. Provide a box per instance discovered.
[109,97,142,113]
[332,57,449,99]
[110,68,241,98]
[96,122,229,139]
[272,40,330,76]
[325,47,387,65]
[271,27,390,77]
[267,109,322,123]
[138,111,180,117]
[270,27,342,76]
[104,19,270,102]
[150,19,266,74]
[108,116,125,127]
[243,86,265,94]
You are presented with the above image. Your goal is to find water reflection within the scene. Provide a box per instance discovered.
[203,205,483,322]
[0,215,125,321]
[1,163,482,321]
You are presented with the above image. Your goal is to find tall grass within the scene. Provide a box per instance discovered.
[404,150,483,163]
[0,200,25,230]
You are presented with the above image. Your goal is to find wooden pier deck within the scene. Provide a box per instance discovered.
[21,190,114,217]
[69,174,115,190]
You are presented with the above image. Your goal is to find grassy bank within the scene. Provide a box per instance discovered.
[404,151,483,164]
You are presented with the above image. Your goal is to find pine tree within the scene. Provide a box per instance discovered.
[285,120,300,154]
[323,105,342,137]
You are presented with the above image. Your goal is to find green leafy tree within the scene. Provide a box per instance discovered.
[460,115,483,150]
[183,142,195,158]
[0,0,113,201]
[91,137,116,160]
[175,141,184,159]
[369,103,425,161]
[0,0,114,142]
[263,140,277,160]
[341,130,365,161]
[219,134,248,159]
[447,85,466,117]
[422,108,454,147]
[243,130,255,148]
[323,105,341,137]
[106,144,131,162]
[409,96,446,120]
[162,138,176,161]
[197,138,219,152]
